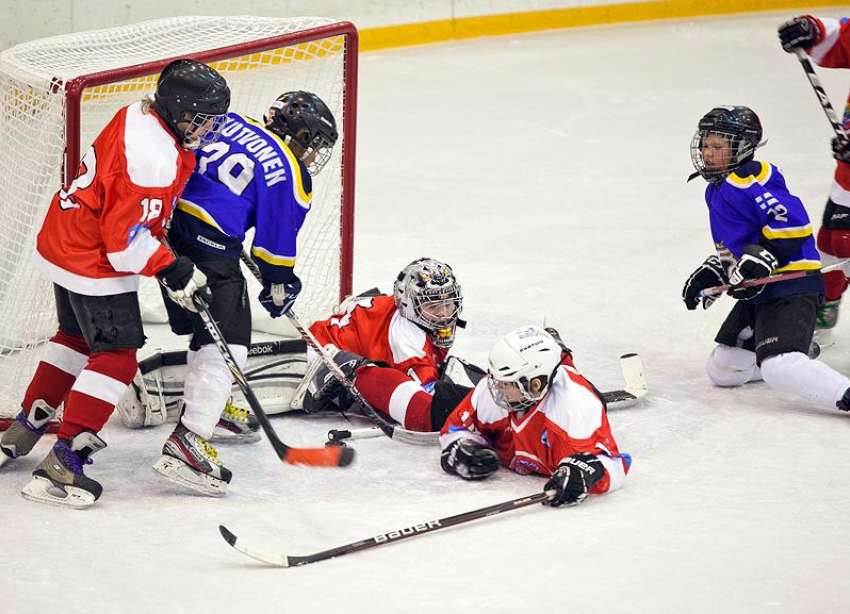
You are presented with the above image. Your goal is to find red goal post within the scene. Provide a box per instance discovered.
[0,16,357,428]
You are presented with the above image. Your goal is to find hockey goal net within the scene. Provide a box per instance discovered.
[0,16,357,427]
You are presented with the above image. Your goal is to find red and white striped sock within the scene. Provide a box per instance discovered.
[58,348,138,440]
[21,330,90,417]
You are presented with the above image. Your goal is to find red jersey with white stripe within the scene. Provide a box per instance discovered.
[35,102,195,296]
[440,355,630,496]
[309,294,448,387]
[807,17,850,205]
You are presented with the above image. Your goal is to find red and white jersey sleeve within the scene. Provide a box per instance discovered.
[807,17,850,205]
[35,102,195,296]
[440,356,630,496]
[309,294,447,386]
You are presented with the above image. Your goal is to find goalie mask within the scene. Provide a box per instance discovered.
[152,59,230,150]
[393,258,463,349]
[487,326,563,412]
[265,90,338,176]
[690,105,764,183]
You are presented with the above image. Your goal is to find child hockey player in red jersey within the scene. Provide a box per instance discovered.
[439,325,630,507]
[778,15,850,329]
[292,257,477,433]
[0,59,230,508]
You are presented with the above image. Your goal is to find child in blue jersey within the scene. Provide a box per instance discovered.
[682,105,850,413]
[152,91,338,495]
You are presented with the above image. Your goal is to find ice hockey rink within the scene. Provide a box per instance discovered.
[3,8,850,614]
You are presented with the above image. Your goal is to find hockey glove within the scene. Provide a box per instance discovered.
[544,453,606,507]
[258,276,302,318]
[157,256,212,313]
[778,16,823,53]
[441,438,500,480]
[303,350,374,414]
[682,255,727,310]
[728,244,779,301]
[832,136,850,164]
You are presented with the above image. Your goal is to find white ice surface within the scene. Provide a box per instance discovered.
[3,9,850,614]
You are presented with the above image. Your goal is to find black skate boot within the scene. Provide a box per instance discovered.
[210,398,260,444]
[0,400,56,468]
[152,422,232,496]
[20,431,106,508]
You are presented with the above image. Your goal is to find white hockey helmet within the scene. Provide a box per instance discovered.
[393,258,463,349]
[487,326,563,411]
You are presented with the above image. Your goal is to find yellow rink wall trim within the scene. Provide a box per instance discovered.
[359,1,848,51]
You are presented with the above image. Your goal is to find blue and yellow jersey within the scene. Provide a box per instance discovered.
[171,112,312,284]
[704,160,824,302]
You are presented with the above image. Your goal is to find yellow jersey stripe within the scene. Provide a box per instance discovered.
[761,225,813,240]
[727,162,772,188]
[177,199,224,232]
[774,260,822,274]
[251,245,296,268]
[242,116,311,207]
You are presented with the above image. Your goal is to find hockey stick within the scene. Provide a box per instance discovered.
[219,490,554,567]
[239,250,438,446]
[326,353,648,445]
[793,48,847,139]
[699,259,850,298]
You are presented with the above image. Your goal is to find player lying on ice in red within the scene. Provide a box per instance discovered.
[290,257,481,433]
[440,325,630,507]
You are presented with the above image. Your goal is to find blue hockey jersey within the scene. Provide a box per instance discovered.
[170,112,312,284]
[703,160,824,303]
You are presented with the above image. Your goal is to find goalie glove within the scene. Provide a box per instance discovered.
[544,453,606,507]
[258,276,302,318]
[157,256,212,313]
[728,244,779,301]
[682,255,727,310]
[441,438,500,480]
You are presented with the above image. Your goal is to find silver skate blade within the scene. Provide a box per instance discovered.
[209,430,261,445]
[152,455,228,497]
[20,475,96,509]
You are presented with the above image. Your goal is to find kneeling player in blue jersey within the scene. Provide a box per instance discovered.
[152,91,338,495]
[682,105,850,412]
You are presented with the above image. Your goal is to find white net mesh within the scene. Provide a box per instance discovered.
[0,16,354,421]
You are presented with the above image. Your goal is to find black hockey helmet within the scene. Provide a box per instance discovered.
[265,91,338,176]
[690,105,764,183]
[152,59,230,149]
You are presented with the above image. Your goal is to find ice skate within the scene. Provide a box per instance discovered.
[20,431,106,509]
[210,398,260,444]
[153,422,232,496]
[0,400,57,468]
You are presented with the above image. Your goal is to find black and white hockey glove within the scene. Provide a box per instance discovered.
[777,16,822,53]
[728,244,779,301]
[682,255,727,310]
[302,350,375,414]
[258,276,302,318]
[441,439,500,480]
[832,137,850,164]
[157,255,213,313]
[544,453,606,507]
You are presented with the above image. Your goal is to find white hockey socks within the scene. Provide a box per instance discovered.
[180,343,248,439]
[760,351,850,409]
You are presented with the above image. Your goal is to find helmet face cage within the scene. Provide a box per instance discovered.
[487,375,546,412]
[394,259,463,349]
[181,112,227,149]
[266,91,338,176]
